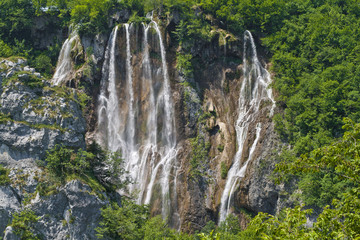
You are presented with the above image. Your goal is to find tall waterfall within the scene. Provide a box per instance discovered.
[97,22,178,221]
[52,32,78,86]
[219,30,275,222]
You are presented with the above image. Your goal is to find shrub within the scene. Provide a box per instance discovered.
[0,40,13,57]
[220,161,227,179]
[10,209,41,240]
[0,164,10,186]
[34,54,53,75]
[96,200,150,240]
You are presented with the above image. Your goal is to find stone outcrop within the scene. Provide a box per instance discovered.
[0,59,86,162]
[0,59,110,239]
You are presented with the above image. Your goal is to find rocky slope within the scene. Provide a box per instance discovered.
[0,59,121,239]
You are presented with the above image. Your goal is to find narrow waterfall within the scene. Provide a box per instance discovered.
[219,30,275,222]
[52,32,78,86]
[97,22,178,221]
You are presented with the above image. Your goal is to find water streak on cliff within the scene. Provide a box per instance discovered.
[97,22,178,221]
[219,30,275,222]
[52,32,78,86]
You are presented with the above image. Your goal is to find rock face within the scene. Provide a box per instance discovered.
[87,21,283,232]
[0,16,286,239]
[0,59,109,239]
[0,59,86,162]
[31,180,114,240]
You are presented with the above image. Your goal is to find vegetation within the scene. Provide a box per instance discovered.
[189,135,210,180]
[96,199,150,239]
[0,164,10,186]
[1,0,360,238]
[2,71,44,88]
[40,144,128,194]
[10,209,41,240]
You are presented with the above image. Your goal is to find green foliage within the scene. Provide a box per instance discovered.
[96,199,150,240]
[34,54,53,76]
[0,40,14,57]
[142,215,177,240]
[0,164,10,186]
[218,214,241,235]
[266,2,360,156]
[247,206,313,239]
[0,112,12,124]
[276,118,360,186]
[0,0,35,45]
[10,209,41,240]
[189,135,210,180]
[220,161,227,179]
[67,0,115,35]
[176,52,193,78]
[41,144,129,196]
[3,71,44,89]
[44,145,92,179]
[253,119,360,239]
[128,12,150,24]
[97,200,195,240]
[77,89,91,112]
[198,215,246,240]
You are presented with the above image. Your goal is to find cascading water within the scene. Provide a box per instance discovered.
[97,26,120,152]
[52,32,78,86]
[219,30,275,222]
[97,22,178,222]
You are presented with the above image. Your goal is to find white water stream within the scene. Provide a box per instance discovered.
[219,30,275,222]
[52,32,78,86]
[97,22,178,220]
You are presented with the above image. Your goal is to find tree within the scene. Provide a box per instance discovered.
[242,119,360,239]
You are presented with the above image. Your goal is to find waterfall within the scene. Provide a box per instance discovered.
[219,30,276,222]
[143,20,178,219]
[52,32,78,86]
[97,22,178,221]
[97,26,121,152]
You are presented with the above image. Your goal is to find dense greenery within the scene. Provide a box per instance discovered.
[0,164,10,186]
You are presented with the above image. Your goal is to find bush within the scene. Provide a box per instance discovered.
[10,209,41,240]
[44,145,92,179]
[220,161,227,179]
[34,54,53,75]
[96,200,150,240]
[0,164,10,186]
[0,40,13,57]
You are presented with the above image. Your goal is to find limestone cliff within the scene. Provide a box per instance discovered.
[0,14,286,238]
